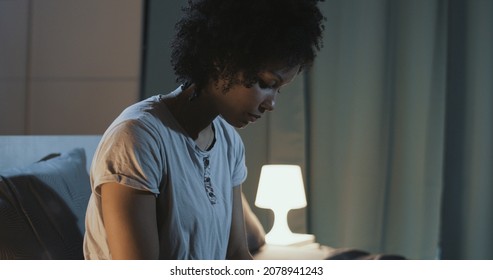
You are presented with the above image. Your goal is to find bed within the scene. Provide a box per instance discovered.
[0,135,335,260]
[0,135,403,260]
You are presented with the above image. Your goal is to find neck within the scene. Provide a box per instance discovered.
[163,85,218,139]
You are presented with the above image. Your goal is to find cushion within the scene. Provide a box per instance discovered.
[0,148,91,259]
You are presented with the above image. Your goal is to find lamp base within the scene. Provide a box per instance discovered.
[265,232,315,246]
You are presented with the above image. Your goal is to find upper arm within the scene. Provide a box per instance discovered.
[101,182,159,259]
[227,185,253,260]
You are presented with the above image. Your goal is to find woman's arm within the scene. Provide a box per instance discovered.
[101,182,159,259]
[227,185,253,260]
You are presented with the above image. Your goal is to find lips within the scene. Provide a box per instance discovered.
[248,113,261,123]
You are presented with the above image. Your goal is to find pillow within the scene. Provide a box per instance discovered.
[0,148,91,259]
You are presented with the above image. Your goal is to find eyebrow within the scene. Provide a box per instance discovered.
[268,71,284,84]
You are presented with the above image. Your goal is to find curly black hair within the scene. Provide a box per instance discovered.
[171,0,325,93]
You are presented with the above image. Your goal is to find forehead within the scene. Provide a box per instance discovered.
[260,65,300,83]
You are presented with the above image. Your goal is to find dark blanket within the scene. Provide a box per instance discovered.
[0,175,83,259]
[326,248,406,260]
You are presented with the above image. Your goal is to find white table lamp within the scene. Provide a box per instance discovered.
[255,164,314,246]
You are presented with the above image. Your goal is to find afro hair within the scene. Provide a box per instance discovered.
[171,0,325,92]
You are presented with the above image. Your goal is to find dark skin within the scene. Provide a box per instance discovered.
[101,65,300,259]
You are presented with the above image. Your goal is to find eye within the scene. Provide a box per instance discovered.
[258,80,271,89]
[258,79,278,90]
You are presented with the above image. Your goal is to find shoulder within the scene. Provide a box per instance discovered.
[114,95,163,125]
[105,95,171,140]
[96,97,172,159]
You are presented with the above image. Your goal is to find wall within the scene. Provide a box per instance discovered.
[141,0,181,98]
[0,0,143,134]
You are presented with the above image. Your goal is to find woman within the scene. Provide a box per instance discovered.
[83,0,325,259]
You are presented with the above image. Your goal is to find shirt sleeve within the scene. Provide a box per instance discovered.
[232,131,248,187]
[91,120,163,196]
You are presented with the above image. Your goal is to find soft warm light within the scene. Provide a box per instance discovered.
[255,165,314,246]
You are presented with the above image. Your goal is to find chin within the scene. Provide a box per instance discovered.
[236,124,249,129]
[233,121,249,129]
[222,115,249,129]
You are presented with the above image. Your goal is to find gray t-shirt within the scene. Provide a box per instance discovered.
[83,93,247,259]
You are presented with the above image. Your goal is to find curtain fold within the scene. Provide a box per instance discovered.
[380,0,447,259]
[309,0,393,255]
[440,0,493,260]
[306,0,492,260]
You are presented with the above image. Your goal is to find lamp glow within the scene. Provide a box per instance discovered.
[255,165,314,246]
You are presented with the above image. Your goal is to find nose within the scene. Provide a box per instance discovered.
[260,96,276,113]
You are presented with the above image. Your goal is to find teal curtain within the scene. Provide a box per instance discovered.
[440,0,493,259]
[306,0,493,259]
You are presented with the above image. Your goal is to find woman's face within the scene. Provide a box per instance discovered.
[210,65,300,128]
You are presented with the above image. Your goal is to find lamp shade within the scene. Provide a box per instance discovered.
[255,164,307,210]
